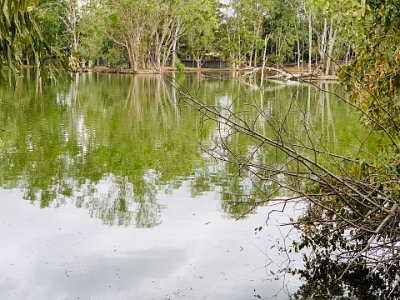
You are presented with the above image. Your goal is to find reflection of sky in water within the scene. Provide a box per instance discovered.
[0,73,365,299]
[0,185,303,299]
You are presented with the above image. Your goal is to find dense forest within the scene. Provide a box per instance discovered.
[1,0,369,74]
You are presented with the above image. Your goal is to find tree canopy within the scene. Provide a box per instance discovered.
[0,0,373,74]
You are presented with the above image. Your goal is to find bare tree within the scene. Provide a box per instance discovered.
[167,74,400,296]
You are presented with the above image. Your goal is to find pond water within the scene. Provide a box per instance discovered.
[0,72,372,299]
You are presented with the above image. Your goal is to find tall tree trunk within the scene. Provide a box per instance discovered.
[249,45,254,67]
[308,11,312,73]
[325,19,337,75]
[154,31,162,70]
[320,18,327,67]
[171,19,181,69]
[127,39,140,72]
[254,47,258,67]
[345,44,351,65]
[297,39,301,71]
[261,33,271,88]
[238,33,241,69]
[196,58,201,68]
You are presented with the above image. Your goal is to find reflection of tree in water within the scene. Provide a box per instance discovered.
[219,175,256,219]
[83,174,164,228]
[19,173,163,227]
[291,255,400,299]
[1,72,274,226]
[0,74,364,227]
[184,82,366,220]
[288,196,400,299]
[186,156,286,219]
[0,72,203,227]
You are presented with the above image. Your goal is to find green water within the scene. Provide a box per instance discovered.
[0,72,374,299]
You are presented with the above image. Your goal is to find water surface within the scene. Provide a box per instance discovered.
[0,72,373,299]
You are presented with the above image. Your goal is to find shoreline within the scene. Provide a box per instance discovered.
[87,65,340,81]
[22,64,339,81]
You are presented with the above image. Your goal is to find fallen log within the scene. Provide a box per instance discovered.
[243,66,338,81]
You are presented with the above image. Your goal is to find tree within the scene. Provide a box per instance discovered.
[36,0,68,52]
[79,0,107,68]
[266,0,300,65]
[1,0,45,70]
[342,0,400,135]
[38,0,81,70]
[149,0,186,70]
[58,0,80,54]
[104,0,152,71]
[181,0,219,68]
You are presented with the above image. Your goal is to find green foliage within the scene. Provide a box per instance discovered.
[174,57,185,73]
[36,0,68,50]
[78,0,106,64]
[0,73,207,226]
[180,0,219,66]
[0,0,66,73]
[0,0,355,71]
[102,44,127,67]
[1,0,36,69]
[340,0,400,135]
